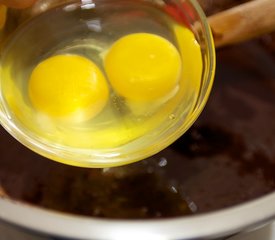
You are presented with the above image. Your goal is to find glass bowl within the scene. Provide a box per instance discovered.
[0,0,215,167]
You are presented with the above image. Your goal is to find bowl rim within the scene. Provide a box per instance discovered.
[0,191,275,239]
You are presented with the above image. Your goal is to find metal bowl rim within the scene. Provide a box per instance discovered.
[0,191,275,239]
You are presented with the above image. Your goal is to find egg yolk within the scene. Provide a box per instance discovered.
[104,33,182,101]
[28,54,109,121]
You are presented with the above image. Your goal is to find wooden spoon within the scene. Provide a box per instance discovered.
[208,0,275,47]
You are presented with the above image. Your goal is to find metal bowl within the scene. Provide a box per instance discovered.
[0,0,274,239]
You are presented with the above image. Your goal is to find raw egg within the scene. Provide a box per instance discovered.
[104,33,182,101]
[28,54,109,121]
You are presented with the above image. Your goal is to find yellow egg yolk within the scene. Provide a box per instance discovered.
[28,54,109,121]
[104,33,182,101]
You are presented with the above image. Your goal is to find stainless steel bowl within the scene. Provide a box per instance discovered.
[0,193,275,239]
[0,0,275,239]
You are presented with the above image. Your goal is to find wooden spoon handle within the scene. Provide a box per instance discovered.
[207,0,275,47]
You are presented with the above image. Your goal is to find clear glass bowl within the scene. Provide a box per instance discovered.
[0,0,215,167]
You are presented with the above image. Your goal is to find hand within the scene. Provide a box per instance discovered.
[0,0,37,8]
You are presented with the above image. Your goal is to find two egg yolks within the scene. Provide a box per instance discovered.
[28,33,181,119]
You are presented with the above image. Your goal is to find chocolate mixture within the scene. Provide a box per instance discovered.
[0,0,275,219]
